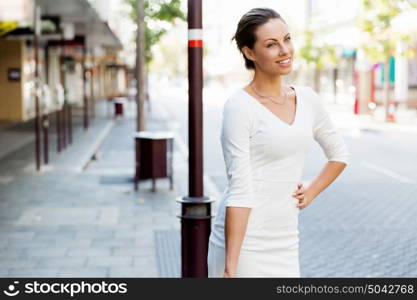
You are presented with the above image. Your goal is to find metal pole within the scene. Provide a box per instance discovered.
[136,0,145,132]
[56,108,61,152]
[43,44,50,164]
[61,45,72,145]
[90,48,95,119]
[34,5,41,171]
[177,0,214,278]
[62,105,67,149]
[43,115,49,164]
[188,0,203,196]
[83,45,89,130]
[58,52,64,152]
[68,104,72,144]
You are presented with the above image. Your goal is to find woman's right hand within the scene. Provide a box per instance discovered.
[223,269,236,278]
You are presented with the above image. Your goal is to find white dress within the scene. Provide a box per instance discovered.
[207,86,351,278]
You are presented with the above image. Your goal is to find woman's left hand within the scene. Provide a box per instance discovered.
[292,182,312,210]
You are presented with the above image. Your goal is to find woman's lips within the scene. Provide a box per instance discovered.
[276,58,292,67]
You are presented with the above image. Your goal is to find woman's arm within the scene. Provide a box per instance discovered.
[302,161,347,207]
[295,88,351,209]
[220,99,256,277]
[224,207,251,277]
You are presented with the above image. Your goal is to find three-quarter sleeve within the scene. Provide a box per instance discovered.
[310,87,351,165]
[221,99,255,208]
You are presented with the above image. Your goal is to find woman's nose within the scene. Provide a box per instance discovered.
[278,44,290,56]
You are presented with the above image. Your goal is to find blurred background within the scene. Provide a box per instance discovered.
[0,0,416,278]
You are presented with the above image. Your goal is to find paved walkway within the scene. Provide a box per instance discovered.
[0,99,194,277]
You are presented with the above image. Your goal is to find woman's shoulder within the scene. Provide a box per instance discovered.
[221,88,257,126]
[223,88,252,111]
[296,85,319,97]
[294,85,321,107]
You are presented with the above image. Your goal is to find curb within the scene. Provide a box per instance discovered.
[78,120,115,172]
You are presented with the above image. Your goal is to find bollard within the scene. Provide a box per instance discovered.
[176,195,215,278]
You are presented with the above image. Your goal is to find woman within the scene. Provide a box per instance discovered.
[207,8,351,278]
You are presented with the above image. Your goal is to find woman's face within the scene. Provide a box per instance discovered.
[243,18,294,76]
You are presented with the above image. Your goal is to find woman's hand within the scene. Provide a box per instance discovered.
[223,269,235,278]
[293,182,312,210]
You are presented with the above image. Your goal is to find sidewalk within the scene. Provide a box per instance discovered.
[355,105,417,133]
[0,98,197,277]
[320,91,417,134]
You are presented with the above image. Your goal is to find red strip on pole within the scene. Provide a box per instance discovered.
[188,40,203,48]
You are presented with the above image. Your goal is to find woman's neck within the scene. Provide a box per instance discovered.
[250,72,284,97]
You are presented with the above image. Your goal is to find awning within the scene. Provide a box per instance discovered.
[34,0,122,50]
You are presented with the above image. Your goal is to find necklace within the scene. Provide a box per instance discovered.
[249,82,289,105]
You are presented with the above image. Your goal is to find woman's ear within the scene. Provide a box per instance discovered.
[242,46,255,63]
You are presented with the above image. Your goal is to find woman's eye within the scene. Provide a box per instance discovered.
[286,37,291,41]
[267,43,276,48]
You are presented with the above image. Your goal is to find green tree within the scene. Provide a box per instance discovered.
[357,0,416,121]
[125,0,185,130]
[125,0,186,64]
[298,28,338,93]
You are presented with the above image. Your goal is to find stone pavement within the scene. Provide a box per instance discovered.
[0,99,196,278]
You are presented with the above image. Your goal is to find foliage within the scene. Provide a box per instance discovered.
[124,0,186,64]
[298,29,338,70]
[357,0,416,62]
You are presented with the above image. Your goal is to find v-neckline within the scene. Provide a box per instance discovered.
[241,85,299,127]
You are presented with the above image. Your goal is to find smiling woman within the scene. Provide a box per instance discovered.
[207,7,351,278]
